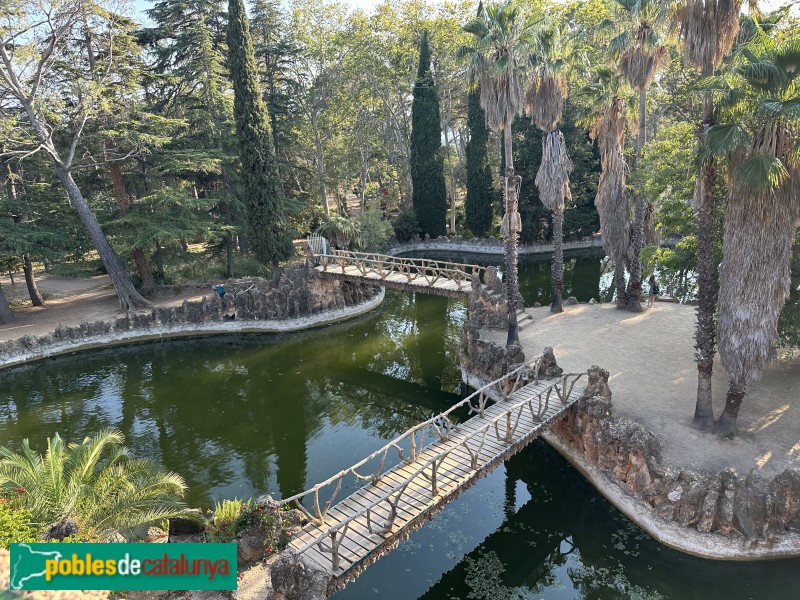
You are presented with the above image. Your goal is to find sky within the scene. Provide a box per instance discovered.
[131,0,796,25]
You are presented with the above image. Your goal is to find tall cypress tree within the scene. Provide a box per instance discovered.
[465,88,493,237]
[227,0,292,265]
[410,31,447,239]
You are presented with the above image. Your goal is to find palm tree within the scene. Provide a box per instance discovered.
[705,33,800,435]
[526,19,571,313]
[580,67,632,309]
[604,0,668,311]
[0,429,187,540]
[458,0,537,346]
[675,0,743,432]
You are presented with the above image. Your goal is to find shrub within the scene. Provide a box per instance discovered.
[0,429,188,541]
[206,498,251,543]
[0,499,38,549]
[392,211,420,243]
[356,207,394,253]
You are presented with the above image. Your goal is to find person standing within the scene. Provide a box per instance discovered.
[648,274,660,308]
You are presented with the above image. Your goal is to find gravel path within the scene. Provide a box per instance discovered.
[483,302,800,479]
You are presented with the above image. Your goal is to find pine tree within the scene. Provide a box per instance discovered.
[465,88,493,237]
[227,0,292,265]
[410,31,447,239]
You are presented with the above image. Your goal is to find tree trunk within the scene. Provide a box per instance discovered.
[155,241,165,283]
[715,375,746,435]
[625,86,648,312]
[53,163,151,311]
[225,234,235,278]
[551,207,564,313]
[503,127,520,347]
[19,101,150,311]
[442,107,457,234]
[4,156,43,307]
[0,283,13,324]
[106,152,155,292]
[22,254,44,307]
[614,260,627,308]
[313,127,330,217]
[692,83,718,433]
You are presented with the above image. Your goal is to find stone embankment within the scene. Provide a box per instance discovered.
[0,265,382,370]
[546,373,800,559]
[461,275,800,560]
[388,233,602,256]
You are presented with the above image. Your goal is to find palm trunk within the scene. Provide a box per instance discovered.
[551,207,564,313]
[715,375,746,435]
[614,261,627,308]
[692,83,718,432]
[0,283,13,324]
[22,254,44,307]
[503,127,520,347]
[626,86,648,312]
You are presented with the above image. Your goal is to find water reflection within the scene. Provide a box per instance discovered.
[340,441,800,600]
[0,292,464,507]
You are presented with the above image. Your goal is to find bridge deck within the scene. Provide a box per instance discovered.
[314,263,470,294]
[287,377,582,576]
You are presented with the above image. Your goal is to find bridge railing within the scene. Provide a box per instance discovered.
[277,354,549,525]
[292,369,586,573]
[316,249,487,289]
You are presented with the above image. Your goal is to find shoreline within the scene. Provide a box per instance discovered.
[0,288,385,371]
[541,430,800,561]
[388,235,603,256]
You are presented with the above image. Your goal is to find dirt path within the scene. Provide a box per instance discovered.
[484,302,800,479]
[0,272,208,343]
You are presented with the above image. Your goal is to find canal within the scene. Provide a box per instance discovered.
[1,252,797,599]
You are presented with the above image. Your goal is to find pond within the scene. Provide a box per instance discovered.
[1,254,798,599]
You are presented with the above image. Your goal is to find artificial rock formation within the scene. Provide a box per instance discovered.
[0,265,380,368]
[552,369,800,545]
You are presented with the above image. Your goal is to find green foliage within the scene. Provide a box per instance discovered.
[227,0,293,265]
[317,215,359,250]
[166,253,272,285]
[0,498,39,549]
[392,211,421,243]
[356,207,394,253]
[515,105,601,244]
[0,429,188,541]
[410,31,447,238]
[465,89,494,237]
[206,497,250,543]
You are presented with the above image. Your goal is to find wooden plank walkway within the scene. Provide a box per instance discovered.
[316,263,469,293]
[284,369,585,577]
[310,249,486,298]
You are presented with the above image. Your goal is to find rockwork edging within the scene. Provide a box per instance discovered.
[388,235,603,257]
[542,428,800,560]
[0,266,384,371]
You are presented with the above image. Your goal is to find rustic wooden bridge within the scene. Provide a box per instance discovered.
[309,243,486,298]
[276,354,586,585]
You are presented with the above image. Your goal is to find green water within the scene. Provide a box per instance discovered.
[1,256,799,599]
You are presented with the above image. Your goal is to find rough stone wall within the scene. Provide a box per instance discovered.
[0,265,380,366]
[553,368,800,542]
